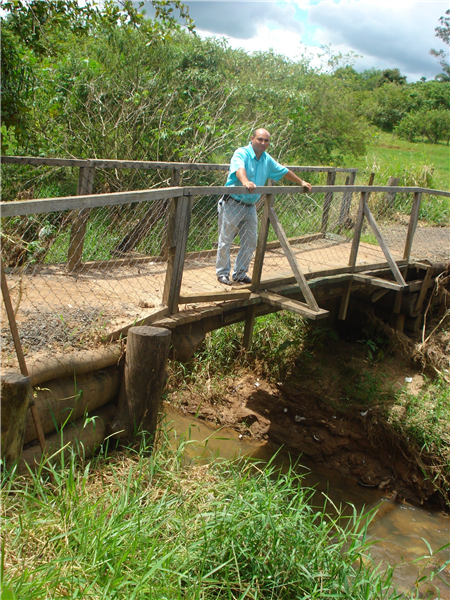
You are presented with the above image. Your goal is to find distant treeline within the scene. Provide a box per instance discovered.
[2,1,449,192]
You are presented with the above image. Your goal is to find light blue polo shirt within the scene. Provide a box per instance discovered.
[225,143,288,204]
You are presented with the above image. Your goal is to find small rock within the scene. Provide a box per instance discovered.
[283,408,288,413]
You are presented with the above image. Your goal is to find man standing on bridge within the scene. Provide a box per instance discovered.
[216,128,312,285]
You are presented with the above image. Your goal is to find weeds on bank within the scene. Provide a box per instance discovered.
[167,312,310,403]
[388,375,450,502]
[2,428,408,600]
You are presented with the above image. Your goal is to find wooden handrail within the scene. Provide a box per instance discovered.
[1,155,358,173]
[1,184,449,218]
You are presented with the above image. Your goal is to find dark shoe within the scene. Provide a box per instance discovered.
[232,274,252,284]
[218,275,232,285]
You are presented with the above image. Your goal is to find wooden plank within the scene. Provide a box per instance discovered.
[268,206,320,311]
[362,202,406,286]
[258,291,328,320]
[2,185,449,218]
[1,156,356,174]
[0,187,184,217]
[67,166,95,272]
[243,305,258,349]
[271,273,353,294]
[371,289,389,303]
[403,192,422,261]
[338,280,352,320]
[414,265,433,314]
[256,259,409,291]
[349,191,367,268]
[321,170,336,232]
[162,195,193,314]
[105,307,170,342]
[353,274,405,291]
[251,194,274,290]
[393,291,403,314]
[179,290,252,303]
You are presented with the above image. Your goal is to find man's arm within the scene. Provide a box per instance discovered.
[283,170,312,192]
[236,167,257,191]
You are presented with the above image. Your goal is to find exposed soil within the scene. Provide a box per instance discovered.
[168,333,448,510]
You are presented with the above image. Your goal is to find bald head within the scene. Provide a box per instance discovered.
[251,128,271,158]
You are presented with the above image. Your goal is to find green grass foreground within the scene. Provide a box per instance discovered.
[2,430,406,600]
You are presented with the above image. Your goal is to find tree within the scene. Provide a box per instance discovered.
[377,68,407,86]
[396,109,450,144]
[0,0,195,152]
[430,9,450,81]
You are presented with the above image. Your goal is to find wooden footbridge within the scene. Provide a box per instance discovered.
[1,155,449,465]
[2,156,449,364]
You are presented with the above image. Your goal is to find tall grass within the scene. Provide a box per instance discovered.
[1,428,406,600]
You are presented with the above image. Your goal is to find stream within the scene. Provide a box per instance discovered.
[165,406,450,598]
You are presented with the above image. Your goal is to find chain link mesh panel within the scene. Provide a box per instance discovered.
[2,161,448,372]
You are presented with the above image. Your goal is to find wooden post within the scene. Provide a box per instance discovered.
[348,191,367,269]
[337,171,355,231]
[251,194,274,291]
[403,192,422,262]
[1,373,32,468]
[160,169,181,259]
[268,207,320,311]
[243,193,274,349]
[108,326,171,442]
[339,191,367,320]
[67,166,95,272]
[162,195,192,314]
[363,202,406,286]
[321,170,336,233]
[384,176,400,210]
[1,260,47,453]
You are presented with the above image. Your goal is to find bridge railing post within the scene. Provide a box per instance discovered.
[67,166,96,272]
[242,193,274,349]
[403,191,422,262]
[162,194,192,314]
[337,171,356,231]
[320,170,336,233]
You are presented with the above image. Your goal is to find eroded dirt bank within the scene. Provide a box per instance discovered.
[167,334,448,510]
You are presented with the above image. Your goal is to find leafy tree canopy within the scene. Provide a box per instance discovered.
[430,9,450,81]
[0,0,195,150]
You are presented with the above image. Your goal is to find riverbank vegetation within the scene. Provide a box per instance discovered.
[2,429,411,600]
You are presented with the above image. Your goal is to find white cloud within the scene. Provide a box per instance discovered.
[198,25,307,60]
[147,0,450,81]
[307,0,448,80]
[176,1,304,39]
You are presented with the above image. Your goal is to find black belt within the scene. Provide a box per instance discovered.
[223,194,247,205]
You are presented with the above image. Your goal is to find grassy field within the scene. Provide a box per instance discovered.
[352,131,449,191]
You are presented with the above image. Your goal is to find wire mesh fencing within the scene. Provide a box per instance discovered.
[2,161,449,372]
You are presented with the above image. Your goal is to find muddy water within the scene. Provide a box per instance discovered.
[165,407,450,598]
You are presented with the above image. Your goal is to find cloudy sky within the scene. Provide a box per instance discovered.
[176,0,449,82]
